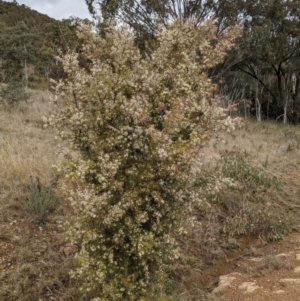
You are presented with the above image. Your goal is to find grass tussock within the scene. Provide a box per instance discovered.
[25,176,58,224]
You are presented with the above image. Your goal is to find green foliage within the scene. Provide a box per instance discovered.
[0,81,30,104]
[221,151,281,189]
[0,0,55,27]
[222,207,292,241]
[214,151,292,241]
[248,209,292,241]
[46,21,241,300]
[24,176,56,224]
[264,255,282,270]
[0,20,38,83]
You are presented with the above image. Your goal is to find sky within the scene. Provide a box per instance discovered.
[8,0,92,21]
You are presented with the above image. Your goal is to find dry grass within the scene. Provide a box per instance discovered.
[0,90,59,203]
[207,120,300,220]
[0,91,82,301]
[0,90,300,301]
[203,119,300,168]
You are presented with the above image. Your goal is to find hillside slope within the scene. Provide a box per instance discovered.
[0,1,79,87]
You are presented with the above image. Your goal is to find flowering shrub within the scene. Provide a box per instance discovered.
[45,20,241,300]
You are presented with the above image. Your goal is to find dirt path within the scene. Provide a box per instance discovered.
[212,232,300,301]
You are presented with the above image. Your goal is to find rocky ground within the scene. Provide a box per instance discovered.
[212,232,300,301]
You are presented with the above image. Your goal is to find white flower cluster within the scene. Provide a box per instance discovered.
[46,20,241,300]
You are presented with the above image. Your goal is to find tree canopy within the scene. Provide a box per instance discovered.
[85,0,300,123]
[223,0,300,123]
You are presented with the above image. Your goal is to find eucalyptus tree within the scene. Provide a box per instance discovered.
[222,0,300,123]
[85,0,228,53]
[85,0,300,123]
[0,21,39,85]
[86,0,218,26]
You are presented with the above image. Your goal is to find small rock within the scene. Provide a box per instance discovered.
[60,243,79,256]
[294,266,300,273]
[228,237,238,246]
[276,253,292,258]
[274,290,285,294]
[296,254,300,260]
[238,281,260,293]
[248,257,263,262]
[279,278,300,284]
[212,273,241,295]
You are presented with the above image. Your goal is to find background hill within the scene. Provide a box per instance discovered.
[0,0,80,88]
[0,0,56,27]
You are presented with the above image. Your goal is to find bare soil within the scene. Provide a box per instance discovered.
[213,232,300,301]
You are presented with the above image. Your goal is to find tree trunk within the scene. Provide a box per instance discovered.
[255,73,261,121]
[23,44,28,89]
[283,77,288,124]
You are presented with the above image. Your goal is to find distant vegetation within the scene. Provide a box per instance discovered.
[87,0,300,124]
[1,0,300,123]
[0,0,86,89]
